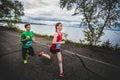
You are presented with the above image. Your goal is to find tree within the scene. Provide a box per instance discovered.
[0,0,24,26]
[60,0,120,45]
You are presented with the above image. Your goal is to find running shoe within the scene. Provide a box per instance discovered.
[59,72,64,77]
[38,51,44,57]
[23,60,27,64]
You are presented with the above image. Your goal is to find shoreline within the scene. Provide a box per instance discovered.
[0,26,120,49]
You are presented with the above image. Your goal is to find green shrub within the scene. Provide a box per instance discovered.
[101,39,112,48]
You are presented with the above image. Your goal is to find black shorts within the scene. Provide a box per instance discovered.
[50,48,61,54]
[22,46,35,56]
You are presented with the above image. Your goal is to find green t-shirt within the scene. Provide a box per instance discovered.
[20,31,34,48]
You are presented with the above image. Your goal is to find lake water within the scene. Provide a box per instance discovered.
[16,24,120,47]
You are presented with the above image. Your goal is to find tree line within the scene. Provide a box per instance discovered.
[60,0,120,46]
[0,0,24,26]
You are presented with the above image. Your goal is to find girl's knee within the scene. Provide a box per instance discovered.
[58,59,62,63]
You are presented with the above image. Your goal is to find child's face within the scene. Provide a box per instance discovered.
[57,24,63,31]
[26,25,31,31]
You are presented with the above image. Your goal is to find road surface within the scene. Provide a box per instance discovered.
[0,29,120,80]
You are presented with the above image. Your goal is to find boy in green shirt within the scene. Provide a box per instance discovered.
[20,23,35,64]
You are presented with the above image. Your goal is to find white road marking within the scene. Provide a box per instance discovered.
[63,50,120,69]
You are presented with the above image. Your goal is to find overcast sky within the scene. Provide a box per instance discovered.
[18,0,83,27]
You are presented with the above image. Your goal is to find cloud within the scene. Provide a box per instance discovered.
[19,0,83,27]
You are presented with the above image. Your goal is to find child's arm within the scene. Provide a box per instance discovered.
[32,37,39,43]
[52,33,65,44]
[32,37,35,42]
[21,36,30,42]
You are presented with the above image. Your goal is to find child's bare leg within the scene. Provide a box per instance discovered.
[39,51,53,60]
[57,52,63,75]
[50,53,54,59]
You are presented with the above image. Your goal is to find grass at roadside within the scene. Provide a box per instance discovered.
[0,26,120,54]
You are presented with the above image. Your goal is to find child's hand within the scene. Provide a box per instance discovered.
[26,36,30,40]
[60,41,65,44]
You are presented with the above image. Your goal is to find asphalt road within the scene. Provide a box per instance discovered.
[0,29,120,80]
